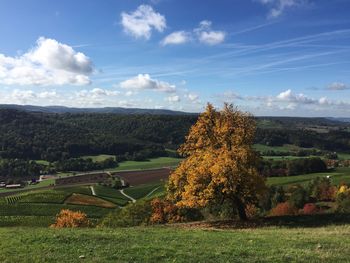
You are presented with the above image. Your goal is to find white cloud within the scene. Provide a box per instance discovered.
[161,31,191,46]
[121,5,166,39]
[76,88,120,99]
[11,89,36,102]
[327,82,348,91]
[276,89,314,104]
[256,0,306,18]
[185,93,199,103]
[119,74,176,93]
[0,37,93,86]
[195,20,226,45]
[165,95,180,102]
[37,90,59,99]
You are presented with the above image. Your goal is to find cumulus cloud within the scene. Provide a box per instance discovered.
[165,95,180,102]
[256,0,306,18]
[327,82,349,91]
[121,5,166,39]
[161,31,191,46]
[119,74,176,93]
[195,20,226,45]
[0,37,93,86]
[216,88,349,113]
[0,89,60,104]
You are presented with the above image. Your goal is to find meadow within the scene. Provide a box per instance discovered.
[0,225,349,262]
[267,167,350,187]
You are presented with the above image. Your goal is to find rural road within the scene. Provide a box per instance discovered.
[90,186,96,196]
[145,186,160,198]
[119,189,136,203]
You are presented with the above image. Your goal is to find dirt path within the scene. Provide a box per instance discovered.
[90,186,96,196]
[145,186,161,198]
[119,189,136,203]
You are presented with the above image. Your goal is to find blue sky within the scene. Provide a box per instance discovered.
[0,0,350,116]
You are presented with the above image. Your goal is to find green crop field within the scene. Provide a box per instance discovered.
[123,182,164,200]
[93,185,130,206]
[0,225,349,262]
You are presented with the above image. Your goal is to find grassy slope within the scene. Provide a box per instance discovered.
[267,167,350,187]
[0,225,349,262]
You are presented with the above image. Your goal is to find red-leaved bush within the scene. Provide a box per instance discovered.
[302,203,319,215]
[150,198,184,224]
[269,202,298,216]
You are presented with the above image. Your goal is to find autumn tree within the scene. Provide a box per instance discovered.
[167,103,267,220]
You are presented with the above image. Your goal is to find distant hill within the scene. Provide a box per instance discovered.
[327,117,350,123]
[0,104,192,115]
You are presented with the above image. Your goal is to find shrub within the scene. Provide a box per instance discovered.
[271,186,286,208]
[50,209,90,228]
[336,185,350,213]
[245,204,259,219]
[288,184,309,209]
[98,200,152,227]
[302,203,319,215]
[150,198,202,224]
[269,202,298,216]
[308,177,337,201]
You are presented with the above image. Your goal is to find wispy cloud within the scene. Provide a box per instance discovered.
[256,0,308,18]
[327,82,349,91]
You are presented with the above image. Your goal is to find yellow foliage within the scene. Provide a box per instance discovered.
[167,103,267,220]
[50,209,90,228]
[338,185,349,194]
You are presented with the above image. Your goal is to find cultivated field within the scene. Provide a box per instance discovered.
[115,168,171,185]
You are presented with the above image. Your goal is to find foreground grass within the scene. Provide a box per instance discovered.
[0,225,349,262]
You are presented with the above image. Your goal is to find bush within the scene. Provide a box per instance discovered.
[269,202,298,216]
[99,200,152,227]
[302,203,319,215]
[245,204,259,219]
[288,184,309,209]
[336,185,350,213]
[150,198,202,224]
[50,209,90,228]
[308,177,337,201]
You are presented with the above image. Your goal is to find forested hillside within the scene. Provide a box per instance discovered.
[1,109,350,162]
[1,108,350,180]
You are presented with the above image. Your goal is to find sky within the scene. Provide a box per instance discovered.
[0,0,350,116]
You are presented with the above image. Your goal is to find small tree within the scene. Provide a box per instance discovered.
[167,103,267,220]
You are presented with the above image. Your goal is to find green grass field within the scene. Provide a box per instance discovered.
[267,167,350,187]
[0,178,55,194]
[82,154,116,162]
[337,153,350,160]
[0,225,349,262]
[108,157,182,171]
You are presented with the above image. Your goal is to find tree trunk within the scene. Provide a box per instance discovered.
[234,197,247,221]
